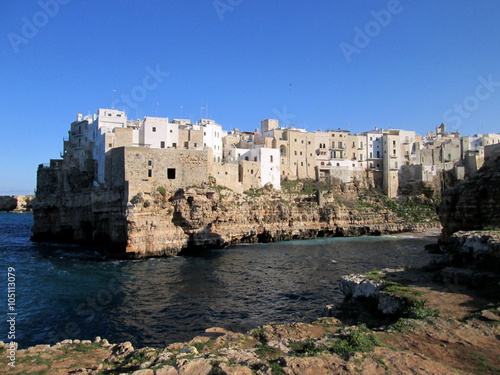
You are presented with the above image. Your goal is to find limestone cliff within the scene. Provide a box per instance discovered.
[122,184,438,258]
[0,195,34,212]
[438,152,500,242]
[33,177,439,258]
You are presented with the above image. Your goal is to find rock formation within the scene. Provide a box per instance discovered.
[438,151,500,242]
[32,180,438,258]
[432,150,500,282]
[0,195,34,212]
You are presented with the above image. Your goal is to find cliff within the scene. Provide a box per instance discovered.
[0,195,34,212]
[33,179,438,258]
[438,152,500,242]
[125,184,438,258]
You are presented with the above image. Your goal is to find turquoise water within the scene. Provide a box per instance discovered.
[0,212,435,349]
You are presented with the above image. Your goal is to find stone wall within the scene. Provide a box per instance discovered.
[108,147,210,198]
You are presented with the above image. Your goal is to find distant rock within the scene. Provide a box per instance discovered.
[0,195,34,212]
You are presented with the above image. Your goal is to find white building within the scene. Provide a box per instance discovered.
[199,119,223,162]
[140,116,179,149]
[238,148,281,189]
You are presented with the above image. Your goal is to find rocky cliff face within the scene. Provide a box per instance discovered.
[123,184,438,258]
[0,195,34,212]
[438,152,500,242]
[33,172,439,258]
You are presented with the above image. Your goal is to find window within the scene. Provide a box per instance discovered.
[393,140,396,146]
[148,160,152,166]
[172,143,177,148]
[254,157,257,161]
[294,151,297,156]
[395,162,398,168]
[377,151,380,158]
[152,127,156,132]
[160,141,165,148]
[148,170,152,178]
[167,168,176,179]
[194,143,197,147]
[301,162,303,166]
[337,163,340,166]
[308,141,311,145]
[170,130,173,133]
[184,141,188,148]
[270,155,273,163]
[360,154,363,161]
[294,139,297,142]
[301,140,304,144]
[370,152,373,158]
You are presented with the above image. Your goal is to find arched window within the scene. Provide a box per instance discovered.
[280,145,287,157]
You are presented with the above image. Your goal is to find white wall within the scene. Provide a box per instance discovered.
[239,148,281,189]
[201,121,223,162]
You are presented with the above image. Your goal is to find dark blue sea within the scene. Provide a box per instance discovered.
[0,213,437,349]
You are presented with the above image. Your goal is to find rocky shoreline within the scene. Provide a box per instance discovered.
[2,261,499,375]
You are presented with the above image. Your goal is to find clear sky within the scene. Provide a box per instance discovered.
[1,0,500,195]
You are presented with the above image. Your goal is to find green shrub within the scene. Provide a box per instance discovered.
[157,186,167,197]
[329,330,381,355]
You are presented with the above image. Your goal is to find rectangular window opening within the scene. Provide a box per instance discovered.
[167,168,176,179]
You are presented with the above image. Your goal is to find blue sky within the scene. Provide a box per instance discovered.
[1,0,500,195]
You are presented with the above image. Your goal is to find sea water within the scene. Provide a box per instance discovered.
[0,212,436,349]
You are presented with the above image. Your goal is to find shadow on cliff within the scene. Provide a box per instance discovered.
[177,223,227,256]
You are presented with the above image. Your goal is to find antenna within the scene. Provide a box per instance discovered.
[206,102,209,119]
